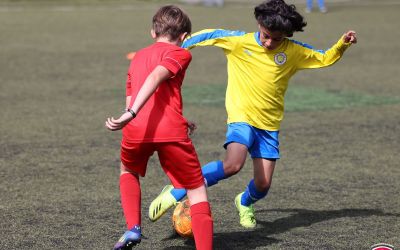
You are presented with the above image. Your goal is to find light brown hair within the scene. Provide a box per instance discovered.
[152,5,191,41]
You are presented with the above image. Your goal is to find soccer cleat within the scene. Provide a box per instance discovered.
[148,185,177,222]
[113,225,141,250]
[235,192,256,229]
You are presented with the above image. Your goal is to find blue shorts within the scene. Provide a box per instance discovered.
[224,122,280,160]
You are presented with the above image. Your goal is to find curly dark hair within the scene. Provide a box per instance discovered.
[254,0,307,37]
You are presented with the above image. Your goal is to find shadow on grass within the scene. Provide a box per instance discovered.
[161,208,399,250]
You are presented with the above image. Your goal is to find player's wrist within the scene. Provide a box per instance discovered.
[127,109,136,118]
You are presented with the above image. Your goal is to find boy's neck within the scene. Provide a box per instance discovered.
[155,36,181,46]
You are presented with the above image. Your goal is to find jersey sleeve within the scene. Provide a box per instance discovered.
[159,49,192,76]
[294,36,352,70]
[182,29,246,51]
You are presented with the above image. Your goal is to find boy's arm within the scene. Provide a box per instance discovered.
[129,65,172,114]
[296,30,357,69]
[105,65,172,131]
[182,29,245,51]
[125,96,131,111]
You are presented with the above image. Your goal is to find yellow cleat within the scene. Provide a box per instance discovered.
[149,185,177,222]
[235,192,256,228]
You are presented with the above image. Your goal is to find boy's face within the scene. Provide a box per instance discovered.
[258,24,286,50]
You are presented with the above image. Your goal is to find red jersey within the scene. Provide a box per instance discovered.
[122,42,192,142]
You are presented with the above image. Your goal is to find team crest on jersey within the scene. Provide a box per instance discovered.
[274,52,287,65]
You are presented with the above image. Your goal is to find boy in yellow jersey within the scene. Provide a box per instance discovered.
[148,0,357,228]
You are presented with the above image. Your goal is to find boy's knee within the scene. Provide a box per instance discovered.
[223,161,243,176]
[187,185,208,205]
[120,162,139,176]
[254,178,271,191]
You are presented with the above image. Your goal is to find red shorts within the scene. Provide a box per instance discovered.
[120,139,204,189]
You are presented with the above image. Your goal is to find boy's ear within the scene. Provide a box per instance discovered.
[151,29,157,39]
[179,32,188,42]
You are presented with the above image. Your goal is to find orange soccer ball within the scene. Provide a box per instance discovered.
[172,199,193,238]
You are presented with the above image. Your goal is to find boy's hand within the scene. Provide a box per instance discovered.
[187,120,197,136]
[105,112,134,131]
[343,30,357,44]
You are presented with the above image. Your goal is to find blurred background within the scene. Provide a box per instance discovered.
[1,0,399,249]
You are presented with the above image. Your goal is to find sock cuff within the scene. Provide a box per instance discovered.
[170,188,187,201]
[190,202,211,216]
[248,179,269,199]
[216,160,225,178]
[120,173,138,183]
[202,160,226,187]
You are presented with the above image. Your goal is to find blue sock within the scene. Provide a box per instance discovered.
[241,179,269,207]
[169,161,226,201]
[202,161,226,187]
[170,188,187,201]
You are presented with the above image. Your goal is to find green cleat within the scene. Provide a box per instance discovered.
[235,192,256,228]
[149,185,177,222]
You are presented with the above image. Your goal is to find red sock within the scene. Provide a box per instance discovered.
[119,173,141,229]
[190,202,213,250]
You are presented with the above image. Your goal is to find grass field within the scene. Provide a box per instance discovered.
[1,0,400,249]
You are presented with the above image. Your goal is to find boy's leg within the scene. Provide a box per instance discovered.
[114,163,142,249]
[149,123,253,221]
[119,164,142,229]
[176,142,248,195]
[156,141,213,249]
[148,160,225,221]
[187,185,213,250]
[115,141,153,249]
[235,158,275,228]
[166,160,228,201]
[149,142,248,221]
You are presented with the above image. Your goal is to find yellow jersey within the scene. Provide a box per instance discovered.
[182,29,352,130]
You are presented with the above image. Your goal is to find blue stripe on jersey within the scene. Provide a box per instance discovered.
[290,39,326,54]
[182,29,246,48]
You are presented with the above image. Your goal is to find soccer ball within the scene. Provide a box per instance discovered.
[172,199,193,238]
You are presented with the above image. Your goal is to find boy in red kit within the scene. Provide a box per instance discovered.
[105,5,213,250]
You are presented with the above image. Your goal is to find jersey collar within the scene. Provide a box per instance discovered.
[254,31,287,52]
[254,32,263,46]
